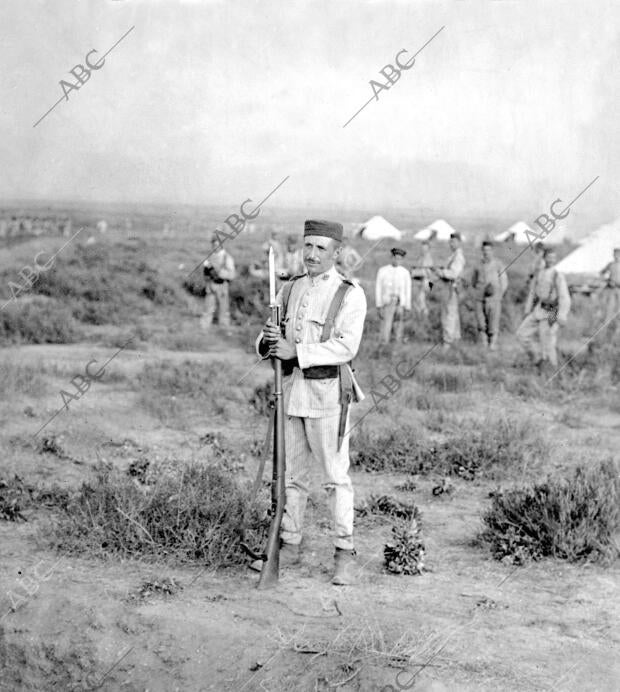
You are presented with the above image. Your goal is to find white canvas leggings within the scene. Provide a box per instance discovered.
[280,412,354,551]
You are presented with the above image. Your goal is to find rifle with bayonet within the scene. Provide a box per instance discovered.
[256,248,286,588]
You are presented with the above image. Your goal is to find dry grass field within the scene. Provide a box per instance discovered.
[0,210,618,691]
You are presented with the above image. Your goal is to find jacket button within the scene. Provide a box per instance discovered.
[295,337,301,344]
[302,301,309,307]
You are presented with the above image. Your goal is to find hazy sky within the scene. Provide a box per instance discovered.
[1,0,618,224]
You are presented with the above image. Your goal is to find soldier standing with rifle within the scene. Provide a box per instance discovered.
[201,236,236,330]
[254,220,367,585]
[517,247,571,372]
[471,239,508,350]
[432,232,466,352]
[411,240,434,318]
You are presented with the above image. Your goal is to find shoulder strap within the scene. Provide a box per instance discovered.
[321,280,353,342]
[281,275,304,319]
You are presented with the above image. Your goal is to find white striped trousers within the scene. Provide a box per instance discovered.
[280,411,354,551]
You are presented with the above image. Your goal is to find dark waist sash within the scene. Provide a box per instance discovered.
[281,362,338,379]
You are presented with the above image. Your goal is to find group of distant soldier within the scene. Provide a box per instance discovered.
[375,234,580,371]
[0,215,73,239]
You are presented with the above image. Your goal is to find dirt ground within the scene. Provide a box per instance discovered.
[1,336,619,692]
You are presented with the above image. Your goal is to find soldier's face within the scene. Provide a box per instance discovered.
[482,245,492,261]
[303,235,339,276]
[544,252,556,268]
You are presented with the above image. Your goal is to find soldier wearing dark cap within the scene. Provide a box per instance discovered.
[255,220,367,585]
[375,247,412,344]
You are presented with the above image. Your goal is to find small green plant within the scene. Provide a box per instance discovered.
[384,517,425,575]
[481,460,620,564]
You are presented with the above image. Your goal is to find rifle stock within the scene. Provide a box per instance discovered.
[257,303,286,589]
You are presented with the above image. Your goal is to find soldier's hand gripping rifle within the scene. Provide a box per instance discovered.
[257,247,286,589]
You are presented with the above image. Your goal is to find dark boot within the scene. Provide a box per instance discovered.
[332,548,357,585]
[248,541,300,573]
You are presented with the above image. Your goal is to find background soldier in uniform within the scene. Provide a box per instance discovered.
[201,236,236,330]
[517,247,571,371]
[256,219,367,585]
[433,232,466,351]
[375,248,411,344]
[471,240,508,350]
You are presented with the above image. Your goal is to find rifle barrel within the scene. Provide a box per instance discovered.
[257,302,286,589]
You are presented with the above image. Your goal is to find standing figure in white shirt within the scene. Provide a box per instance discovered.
[375,248,412,344]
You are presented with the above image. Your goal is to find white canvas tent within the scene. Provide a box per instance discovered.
[575,221,620,246]
[494,221,536,245]
[357,215,402,241]
[495,220,567,246]
[414,219,462,241]
[556,221,620,275]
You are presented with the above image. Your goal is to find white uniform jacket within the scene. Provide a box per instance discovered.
[256,266,367,418]
[375,265,412,310]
